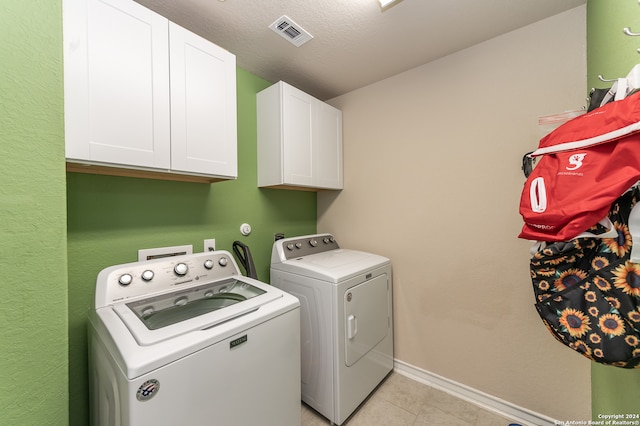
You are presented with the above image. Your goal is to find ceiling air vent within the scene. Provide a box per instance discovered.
[269,15,313,47]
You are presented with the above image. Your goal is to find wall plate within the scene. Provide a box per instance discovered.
[138,245,193,261]
[204,239,216,252]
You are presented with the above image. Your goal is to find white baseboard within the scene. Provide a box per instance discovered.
[393,359,558,426]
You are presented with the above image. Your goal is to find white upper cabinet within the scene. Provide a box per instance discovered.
[168,22,237,177]
[63,0,237,181]
[314,101,343,189]
[64,0,171,169]
[257,81,343,190]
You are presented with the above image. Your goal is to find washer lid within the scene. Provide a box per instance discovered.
[273,249,390,283]
[110,277,282,346]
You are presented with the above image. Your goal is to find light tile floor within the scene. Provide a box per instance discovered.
[301,372,519,426]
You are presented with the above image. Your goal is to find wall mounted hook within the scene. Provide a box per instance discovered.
[623,27,640,36]
[598,74,617,82]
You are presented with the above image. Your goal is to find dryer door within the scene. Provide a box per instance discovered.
[344,274,390,367]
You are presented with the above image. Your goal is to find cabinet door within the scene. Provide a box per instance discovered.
[282,84,315,186]
[63,0,171,169]
[314,103,343,189]
[169,22,237,178]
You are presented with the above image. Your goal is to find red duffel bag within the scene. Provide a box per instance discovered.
[519,92,640,242]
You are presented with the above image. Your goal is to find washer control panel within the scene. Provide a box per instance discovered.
[277,234,340,260]
[95,251,240,308]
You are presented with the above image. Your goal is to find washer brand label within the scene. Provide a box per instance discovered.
[230,334,248,349]
[136,379,159,401]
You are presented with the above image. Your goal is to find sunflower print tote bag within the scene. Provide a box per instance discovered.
[530,187,640,368]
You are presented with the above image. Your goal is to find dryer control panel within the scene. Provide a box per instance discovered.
[272,233,340,261]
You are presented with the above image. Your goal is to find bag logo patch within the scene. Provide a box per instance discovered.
[566,153,587,171]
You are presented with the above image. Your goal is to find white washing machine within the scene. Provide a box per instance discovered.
[88,250,300,426]
[270,233,393,425]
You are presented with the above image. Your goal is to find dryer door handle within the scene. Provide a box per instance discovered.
[347,314,358,339]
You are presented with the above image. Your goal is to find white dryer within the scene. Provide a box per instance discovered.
[89,250,300,426]
[270,233,393,425]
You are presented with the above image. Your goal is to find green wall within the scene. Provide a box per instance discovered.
[67,68,317,424]
[587,0,640,91]
[587,0,640,419]
[0,1,69,425]
[2,1,316,424]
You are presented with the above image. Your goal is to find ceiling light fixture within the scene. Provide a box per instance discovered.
[379,0,398,8]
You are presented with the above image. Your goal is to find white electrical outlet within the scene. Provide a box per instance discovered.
[204,239,216,252]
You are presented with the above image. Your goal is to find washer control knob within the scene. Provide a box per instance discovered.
[218,257,228,267]
[309,239,318,247]
[295,242,302,249]
[174,263,188,276]
[141,270,154,282]
[286,243,295,251]
[204,259,214,270]
[118,274,133,286]
[323,237,330,244]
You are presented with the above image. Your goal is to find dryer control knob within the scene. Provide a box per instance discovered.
[118,274,133,286]
[174,263,188,276]
[295,242,302,249]
[323,237,330,244]
[309,239,318,247]
[286,243,295,251]
[204,259,214,270]
[218,257,228,267]
[141,270,154,282]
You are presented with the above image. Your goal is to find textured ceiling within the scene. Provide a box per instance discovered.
[135,0,586,100]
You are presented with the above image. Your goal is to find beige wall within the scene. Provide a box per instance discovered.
[318,6,589,422]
